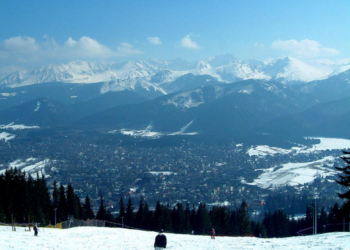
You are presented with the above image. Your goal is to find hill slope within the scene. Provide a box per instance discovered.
[0,226,348,250]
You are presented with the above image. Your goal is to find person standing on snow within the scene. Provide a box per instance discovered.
[154,229,167,249]
[33,224,39,236]
[211,228,215,239]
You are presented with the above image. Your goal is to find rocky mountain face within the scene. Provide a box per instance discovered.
[2,54,349,98]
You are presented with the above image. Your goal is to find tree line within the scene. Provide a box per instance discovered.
[0,167,349,237]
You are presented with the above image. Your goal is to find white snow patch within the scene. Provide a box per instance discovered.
[109,121,198,138]
[164,89,204,109]
[0,132,16,142]
[248,137,350,157]
[148,171,174,175]
[0,92,17,97]
[0,122,40,130]
[0,158,50,179]
[249,156,336,189]
[34,101,41,112]
[1,225,349,249]
[248,145,291,157]
[169,120,198,136]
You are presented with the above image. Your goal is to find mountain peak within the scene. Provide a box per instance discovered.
[207,53,239,67]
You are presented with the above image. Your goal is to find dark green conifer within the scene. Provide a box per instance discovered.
[125,197,134,227]
[83,195,95,220]
[96,195,106,220]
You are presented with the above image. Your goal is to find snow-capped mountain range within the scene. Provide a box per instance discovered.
[1,54,349,95]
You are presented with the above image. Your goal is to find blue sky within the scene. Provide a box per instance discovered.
[0,0,349,76]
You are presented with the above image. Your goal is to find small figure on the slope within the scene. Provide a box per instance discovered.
[211,228,215,239]
[154,229,167,249]
[33,224,38,236]
[191,229,194,235]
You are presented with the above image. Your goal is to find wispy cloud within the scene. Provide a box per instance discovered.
[180,35,200,50]
[271,39,339,58]
[0,36,143,62]
[0,36,143,77]
[147,37,162,45]
[116,42,143,56]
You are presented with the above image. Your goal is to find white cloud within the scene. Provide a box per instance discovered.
[271,39,339,58]
[254,42,265,48]
[117,42,143,56]
[0,36,42,63]
[0,36,142,62]
[147,37,162,45]
[180,35,200,50]
[60,36,115,58]
[0,36,143,77]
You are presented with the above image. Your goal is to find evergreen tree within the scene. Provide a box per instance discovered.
[153,201,163,231]
[105,209,114,223]
[238,200,251,235]
[96,195,106,220]
[58,184,68,222]
[230,210,239,235]
[125,197,134,227]
[184,202,192,233]
[32,174,51,225]
[143,201,153,230]
[117,196,126,226]
[195,203,212,235]
[83,195,94,220]
[190,204,196,233]
[66,183,79,219]
[51,181,60,224]
[163,204,173,232]
[135,197,145,228]
[335,150,350,204]
[210,206,231,235]
[172,202,185,233]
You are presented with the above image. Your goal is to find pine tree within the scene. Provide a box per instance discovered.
[238,200,251,236]
[195,203,212,235]
[143,201,153,230]
[117,196,126,226]
[96,195,106,220]
[230,210,239,235]
[172,202,185,233]
[335,150,350,203]
[58,184,67,222]
[163,204,173,232]
[125,197,134,227]
[210,206,231,235]
[153,201,164,231]
[135,197,145,228]
[83,195,95,220]
[184,202,192,233]
[190,204,196,233]
[66,183,79,219]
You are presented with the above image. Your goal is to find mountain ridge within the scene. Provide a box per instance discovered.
[2,55,349,94]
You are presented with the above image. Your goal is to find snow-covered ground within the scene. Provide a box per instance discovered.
[247,137,350,157]
[0,122,40,130]
[248,156,336,189]
[247,138,350,189]
[0,226,348,250]
[0,132,15,142]
[109,121,198,139]
[0,158,51,179]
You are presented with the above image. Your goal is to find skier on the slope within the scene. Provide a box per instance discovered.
[211,228,215,239]
[33,224,39,236]
[154,229,167,249]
